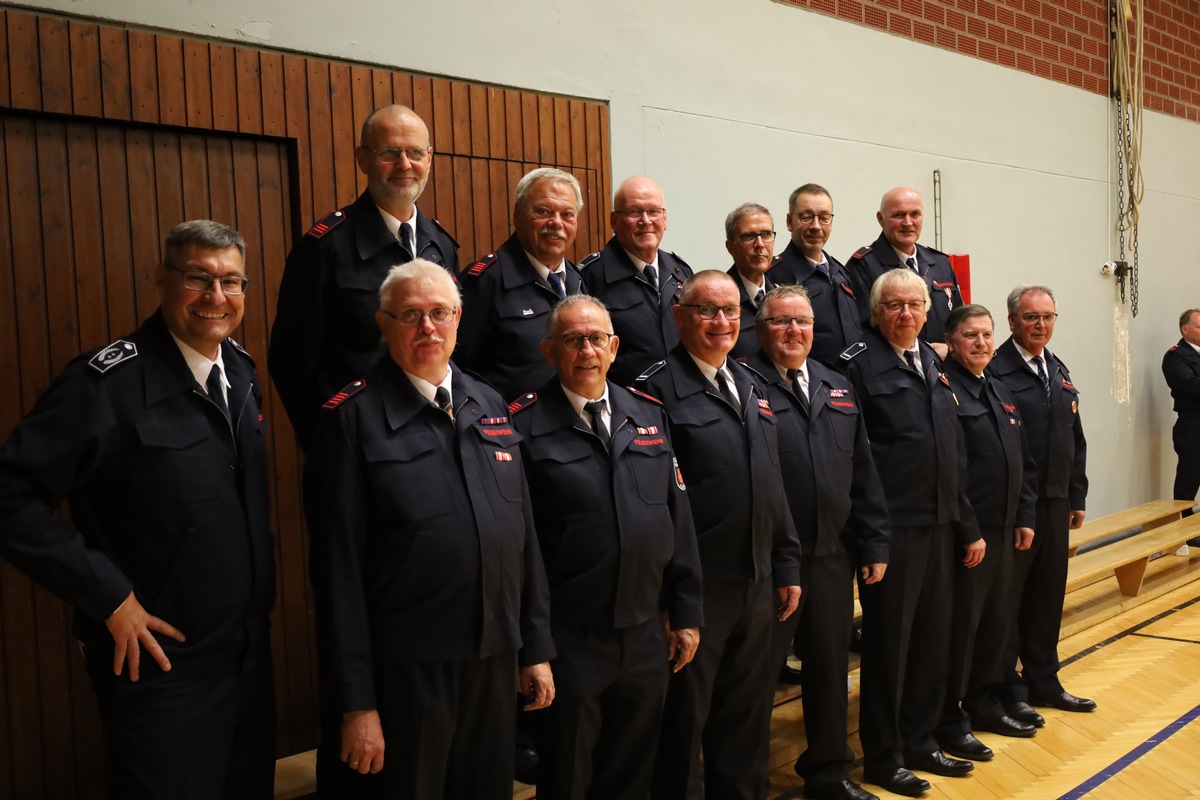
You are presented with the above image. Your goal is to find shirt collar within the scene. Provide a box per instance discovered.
[168,331,227,390]
[623,249,659,275]
[375,205,417,240]
[403,368,452,406]
[773,359,808,385]
[524,251,566,282]
[737,270,766,304]
[689,353,728,386]
[561,382,610,421]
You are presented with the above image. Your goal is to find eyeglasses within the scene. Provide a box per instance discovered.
[551,332,613,351]
[681,303,742,320]
[1021,312,1058,324]
[364,146,432,165]
[616,207,666,222]
[168,265,249,296]
[764,315,815,329]
[880,301,926,314]
[381,307,457,326]
[793,213,834,226]
[736,231,775,245]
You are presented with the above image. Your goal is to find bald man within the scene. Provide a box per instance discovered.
[580,176,694,385]
[846,187,963,346]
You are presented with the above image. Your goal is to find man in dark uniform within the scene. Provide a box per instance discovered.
[934,304,1040,760]
[511,294,703,799]
[841,268,980,797]
[579,176,694,385]
[744,285,889,800]
[304,259,555,798]
[766,184,863,368]
[846,187,962,348]
[725,202,778,359]
[636,270,801,800]
[1163,307,1200,525]
[458,167,584,400]
[989,285,1094,716]
[0,221,276,800]
[269,104,458,449]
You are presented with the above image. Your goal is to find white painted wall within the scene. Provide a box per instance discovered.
[18,0,1200,513]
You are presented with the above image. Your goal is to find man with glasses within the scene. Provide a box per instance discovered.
[636,270,801,799]
[767,184,863,368]
[847,187,963,347]
[458,167,584,401]
[988,285,1093,717]
[270,104,458,450]
[304,259,555,798]
[580,176,694,385]
[725,202,779,359]
[0,221,277,799]
[841,268,980,797]
[510,294,702,799]
[745,285,889,800]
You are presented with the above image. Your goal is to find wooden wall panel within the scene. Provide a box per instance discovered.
[0,6,610,797]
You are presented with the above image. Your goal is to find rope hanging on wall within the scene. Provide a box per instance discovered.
[1110,0,1144,316]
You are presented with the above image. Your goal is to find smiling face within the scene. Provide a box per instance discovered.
[1008,290,1057,355]
[946,313,995,376]
[155,244,246,359]
[758,293,814,370]
[541,300,618,400]
[356,107,432,216]
[877,187,924,254]
[873,276,928,349]
[514,178,580,266]
[786,191,833,261]
[674,273,741,368]
[611,176,667,264]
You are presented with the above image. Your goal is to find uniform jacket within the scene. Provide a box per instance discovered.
[269,191,459,447]
[742,352,890,564]
[846,233,963,344]
[767,242,863,368]
[512,380,703,630]
[727,265,769,360]
[0,311,275,675]
[579,237,693,386]
[457,234,582,401]
[304,359,553,712]
[841,329,979,543]
[634,345,801,587]
[1163,339,1200,414]
[945,359,1038,533]
[988,338,1087,508]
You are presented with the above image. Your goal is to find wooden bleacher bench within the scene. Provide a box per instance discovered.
[1067,499,1194,556]
[1066,514,1200,597]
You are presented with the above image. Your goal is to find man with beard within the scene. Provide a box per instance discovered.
[580,176,694,385]
[766,185,863,368]
[458,167,584,401]
[270,104,458,450]
[726,203,779,359]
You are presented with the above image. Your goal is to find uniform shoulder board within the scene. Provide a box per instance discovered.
[508,392,537,415]
[578,251,601,269]
[88,340,138,374]
[1168,345,1179,352]
[735,358,769,382]
[305,208,349,239]
[635,360,667,382]
[428,218,460,249]
[465,252,499,278]
[625,386,664,406]
[849,246,872,260]
[323,380,367,410]
[227,337,252,360]
[769,254,783,268]
[839,341,867,361]
[923,244,948,256]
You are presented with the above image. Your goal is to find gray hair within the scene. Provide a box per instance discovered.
[755,284,811,324]
[164,220,246,269]
[378,259,460,309]
[546,294,613,336]
[1006,284,1056,316]
[724,202,773,241]
[515,168,584,212]
[678,270,738,306]
[869,268,931,315]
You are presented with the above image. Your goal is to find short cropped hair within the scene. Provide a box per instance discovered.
[547,294,613,336]
[787,184,831,213]
[1180,308,1200,329]
[163,220,246,270]
[678,270,738,306]
[756,284,811,324]
[945,303,993,336]
[378,259,460,309]
[724,202,772,241]
[1006,284,1056,316]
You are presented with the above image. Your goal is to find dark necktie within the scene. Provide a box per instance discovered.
[906,255,919,274]
[644,263,659,292]
[903,349,923,378]
[787,368,810,414]
[717,368,742,418]
[754,288,765,307]
[547,271,566,299]
[399,221,414,258]
[1033,355,1050,395]
[206,364,230,424]
[584,399,610,449]
[814,261,830,279]
[434,386,454,421]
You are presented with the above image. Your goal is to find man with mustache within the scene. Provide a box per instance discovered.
[767,184,863,369]
[304,259,555,799]
[270,104,458,450]
[458,167,584,401]
[726,203,779,359]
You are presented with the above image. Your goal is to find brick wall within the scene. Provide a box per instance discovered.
[782,0,1200,123]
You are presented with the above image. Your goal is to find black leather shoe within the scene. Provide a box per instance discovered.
[1005,701,1046,728]
[904,749,975,777]
[937,733,994,761]
[972,711,1037,738]
[862,767,930,797]
[779,664,805,685]
[804,778,879,800]
[514,746,538,785]
[1029,690,1097,712]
